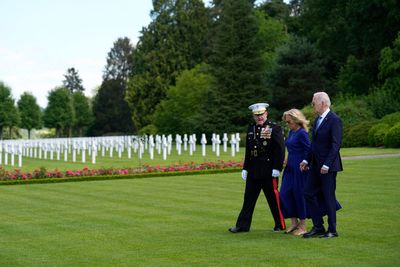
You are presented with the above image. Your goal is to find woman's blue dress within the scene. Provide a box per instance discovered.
[280,128,310,219]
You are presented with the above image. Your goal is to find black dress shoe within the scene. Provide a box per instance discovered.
[228,226,249,233]
[320,232,338,238]
[302,226,326,238]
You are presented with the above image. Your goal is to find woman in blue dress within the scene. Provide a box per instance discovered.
[280,109,310,235]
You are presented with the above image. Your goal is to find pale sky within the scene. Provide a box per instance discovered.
[0,0,154,108]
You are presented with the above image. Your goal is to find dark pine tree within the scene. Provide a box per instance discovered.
[90,79,134,135]
[204,0,265,133]
[62,68,84,93]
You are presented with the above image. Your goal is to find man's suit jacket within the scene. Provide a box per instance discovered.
[307,111,343,172]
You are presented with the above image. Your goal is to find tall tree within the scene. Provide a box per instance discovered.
[126,0,211,130]
[103,37,133,82]
[299,0,400,94]
[62,67,84,93]
[90,37,135,135]
[72,91,92,136]
[258,0,289,21]
[43,87,74,137]
[17,92,42,139]
[203,0,265,133]
[0,81,19,139]
[367,33,400,118]
[255,8,289,73]
[268,35,329,115]
[90,79,134,135]
[153,63,214,134]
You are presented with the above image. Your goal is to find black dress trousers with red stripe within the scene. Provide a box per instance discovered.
[235,121,286,231]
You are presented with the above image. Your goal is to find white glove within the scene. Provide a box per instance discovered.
[272,169,280,177]
[241,170,248,181]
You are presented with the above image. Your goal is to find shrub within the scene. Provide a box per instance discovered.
[384,123,400,148]
[342,121,375,147]
[380,111,400,126]
[366,86,400,119]
[139,124,158,135]
[367,123,391,147]
[332,94,375,128]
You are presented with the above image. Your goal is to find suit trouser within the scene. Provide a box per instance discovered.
[236,177,285,230]
[303,168,337,232]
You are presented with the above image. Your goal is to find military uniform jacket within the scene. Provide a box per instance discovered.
[243,121,285,179]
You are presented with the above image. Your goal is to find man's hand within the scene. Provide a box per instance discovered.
[320,165,329,174]
[241,170,248,181]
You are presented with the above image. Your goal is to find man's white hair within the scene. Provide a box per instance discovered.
[314,92,331,107]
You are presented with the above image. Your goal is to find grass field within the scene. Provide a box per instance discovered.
[0,154,399,266]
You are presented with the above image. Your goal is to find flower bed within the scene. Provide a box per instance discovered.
[0,160,243,185]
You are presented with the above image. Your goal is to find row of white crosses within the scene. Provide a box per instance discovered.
[0,133,241,167]
[210,133,241,157]
[0,140,23,167]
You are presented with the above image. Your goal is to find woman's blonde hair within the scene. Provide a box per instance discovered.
[282,108,310,132]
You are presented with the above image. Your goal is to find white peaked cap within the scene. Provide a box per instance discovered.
[248,103,269,115]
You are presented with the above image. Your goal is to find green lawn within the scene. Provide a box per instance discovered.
[340,147,400,157]
[0,156,399,266]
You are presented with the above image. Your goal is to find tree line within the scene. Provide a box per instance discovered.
[1,0,399,139]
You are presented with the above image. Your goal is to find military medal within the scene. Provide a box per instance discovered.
[263,141,267,146]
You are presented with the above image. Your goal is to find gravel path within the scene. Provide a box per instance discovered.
[342,154,400,160]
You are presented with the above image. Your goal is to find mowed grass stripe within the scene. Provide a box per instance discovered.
[0,157,399,266]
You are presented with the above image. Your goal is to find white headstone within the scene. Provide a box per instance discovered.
[81,141,86,163]
[149,135,155,160]
[211,133,216,152]
[176,134,182,155]
[215,134,221,157]
[192,134,197,151]
[201,134,207,157]
[167,135,172,155]
[127,137,132,159]
[17,143,22,167]
[92,140,97,164]
[162,135,168,160]
[139,138,144,160]
[188,135,194,156]
[72,141,77,162]
[156,135,162,155]
[183,134,188,151]
[222,133,228,153]
[230,134,236,157]
[10,145,15,166]
[236,133,240,152]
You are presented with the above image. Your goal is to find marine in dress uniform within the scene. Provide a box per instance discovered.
[229,103,286,233]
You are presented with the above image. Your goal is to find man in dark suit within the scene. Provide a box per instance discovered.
[229,103,286,233]
[300,92,343,238]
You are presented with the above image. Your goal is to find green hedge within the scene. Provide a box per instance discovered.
[342,121,375,147]
[368,123,391,147]
[339,110,400,148]
[0,167,242,186]
[384,123,400,148]
[380,111,400,126]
